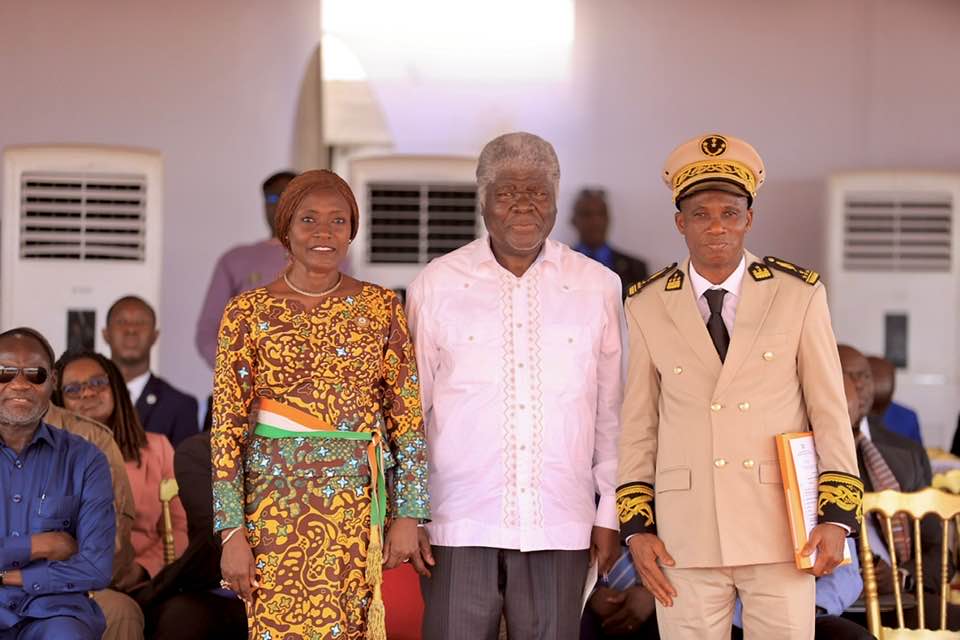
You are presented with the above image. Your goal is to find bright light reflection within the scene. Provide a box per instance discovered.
[322,34,368,81]
[322,0,574,81]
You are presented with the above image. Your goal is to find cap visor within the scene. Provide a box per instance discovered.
[676,179,751,204]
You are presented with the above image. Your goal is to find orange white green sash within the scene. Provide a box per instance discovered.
[253,398,389,640]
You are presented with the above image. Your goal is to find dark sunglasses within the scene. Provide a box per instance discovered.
[0,366,49,385]
[61,375,110,399]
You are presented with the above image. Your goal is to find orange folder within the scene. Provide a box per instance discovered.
[775,432,851,573]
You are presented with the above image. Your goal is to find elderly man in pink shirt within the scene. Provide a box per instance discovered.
[406,132,623,640]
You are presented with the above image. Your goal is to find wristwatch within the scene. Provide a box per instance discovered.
[0,569,6,586]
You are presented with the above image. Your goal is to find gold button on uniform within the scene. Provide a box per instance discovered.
[710,403,722,412]
[673,366,683,375]
[742,459,755,469]
[738,402,750,411]
[714,458,727,468]
[762,351,774,361]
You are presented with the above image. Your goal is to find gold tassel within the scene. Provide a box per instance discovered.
[366,526,383,587]
[365,525,386,640]
[366,583,387,640]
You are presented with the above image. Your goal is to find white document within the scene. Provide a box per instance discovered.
[789,435,821,564]
[581,560,598,614]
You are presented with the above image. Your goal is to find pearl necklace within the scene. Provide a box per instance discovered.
[283,272,342,297]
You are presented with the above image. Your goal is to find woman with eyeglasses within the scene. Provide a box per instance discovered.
[52,351,188,579]
[211,170,429,640]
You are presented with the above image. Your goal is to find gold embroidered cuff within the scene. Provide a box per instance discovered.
[616,481,656,540]
[817,471,864,534]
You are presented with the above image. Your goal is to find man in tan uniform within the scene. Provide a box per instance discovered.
[616,134,862,639]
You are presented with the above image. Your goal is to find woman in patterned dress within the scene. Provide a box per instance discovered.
[213,170,429,640]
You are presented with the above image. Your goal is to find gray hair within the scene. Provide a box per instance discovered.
[476,132,560,208]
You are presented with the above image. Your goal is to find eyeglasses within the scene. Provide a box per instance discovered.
[61,375,110,399]
[265,193,281,205]
[0,367,49,385]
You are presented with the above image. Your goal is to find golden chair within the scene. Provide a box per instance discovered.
[860,488,960,638]
[159,477,180,566]
[931,470,960,605]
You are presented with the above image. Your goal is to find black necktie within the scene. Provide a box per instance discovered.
[703,288,730,362]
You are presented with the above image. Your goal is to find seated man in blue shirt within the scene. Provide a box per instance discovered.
[0,327,115,640]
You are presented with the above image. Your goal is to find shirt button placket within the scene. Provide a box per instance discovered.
[513,276,533,535]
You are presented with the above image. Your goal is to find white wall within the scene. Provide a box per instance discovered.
[337,0,960,271]
[0,0,322,400]
[2,0,959,407]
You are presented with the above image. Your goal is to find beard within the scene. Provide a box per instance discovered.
[0,397,49,429]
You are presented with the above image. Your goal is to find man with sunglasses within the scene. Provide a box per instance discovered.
[195,170,296,371]
[0,327,115,640]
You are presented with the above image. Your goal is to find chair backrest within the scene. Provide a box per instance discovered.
[859,488,960,639]
[159,477,179,566]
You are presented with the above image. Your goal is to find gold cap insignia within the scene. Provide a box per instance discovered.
[700,135,727,157]
[665,270,684,291]
[748,262,773,281]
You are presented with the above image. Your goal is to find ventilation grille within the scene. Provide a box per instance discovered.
[19,172,147,261]
[843,191,952,272]
[367,182,477,263]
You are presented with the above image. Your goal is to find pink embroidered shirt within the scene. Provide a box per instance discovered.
[407,238,623,551]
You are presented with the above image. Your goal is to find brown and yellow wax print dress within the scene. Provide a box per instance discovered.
[211,284,429,640]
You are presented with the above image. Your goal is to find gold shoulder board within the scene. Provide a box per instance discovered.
[627,262,678,297]
[763,256,820,285]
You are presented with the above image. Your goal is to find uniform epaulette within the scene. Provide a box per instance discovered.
[763,256,820,285]
[626,262,678,297]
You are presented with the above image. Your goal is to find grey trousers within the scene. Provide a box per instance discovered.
[420,546,590,640]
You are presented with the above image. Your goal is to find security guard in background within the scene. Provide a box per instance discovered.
[616,134,862,639]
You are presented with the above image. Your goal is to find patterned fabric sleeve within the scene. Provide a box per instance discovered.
[211,294,258,533]
[381,291,430,521]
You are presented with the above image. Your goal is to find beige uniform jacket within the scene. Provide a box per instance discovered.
[45,404,139,589]
[616,251,862,568]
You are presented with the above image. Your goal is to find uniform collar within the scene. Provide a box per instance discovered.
[858,416,872,441]
[689,255,746,300]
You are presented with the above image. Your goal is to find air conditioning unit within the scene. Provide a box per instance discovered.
[348,154,480,295]
[825,172,960,447]
[2,145,163,362]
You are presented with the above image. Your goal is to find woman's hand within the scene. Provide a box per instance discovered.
[382,518,419,570]
[220,529,258,603]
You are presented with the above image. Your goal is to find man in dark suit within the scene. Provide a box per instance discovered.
[103,295,199,447]
[838,344,959,631]
[571,188,648,300]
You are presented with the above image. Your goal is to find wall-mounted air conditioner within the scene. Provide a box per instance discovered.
[825,172,959,447]
[1,145,163,361]
[348,154,480,295]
